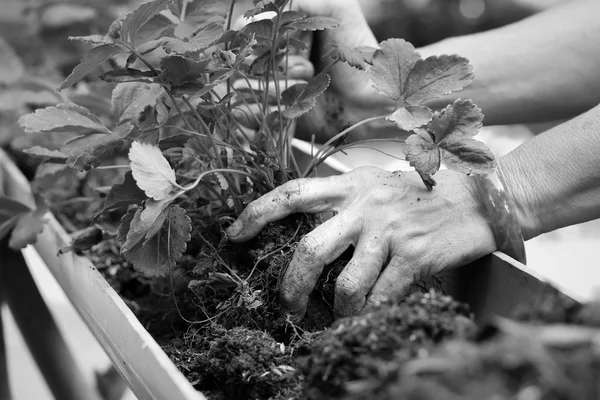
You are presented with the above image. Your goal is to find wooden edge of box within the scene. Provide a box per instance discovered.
[0,150,205,400]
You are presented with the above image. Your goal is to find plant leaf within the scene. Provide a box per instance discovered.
[404,99,495,188]
[119,204,191,277]
[100,171,148,213]
[60,45,124,91]
[163,22,224,55]
[0,195,47,250]
[279,11,307,26]
[387,105,433,131]
[284,17,339,31]
[244,0,289,18]
[111,83,163,126]
[173,0,228,38]
[129,141,179,200]
[120,0,172,46]
[23,146,69,159]
[9,197,48,250]
[403,55,474,105]
[19,103,112,135]
[0,38,25,84]
[404,132,440,189]
[101,69,156,84]
[282,73,330,119]
[63,134,125,171]
[325,43,376,70]
[370,39,420,101]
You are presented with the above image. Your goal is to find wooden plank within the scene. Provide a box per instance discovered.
[443,252,583,322]
[0,150,204,400]
[0,239,103,400]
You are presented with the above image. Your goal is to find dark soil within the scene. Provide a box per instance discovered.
[45,169,600,400]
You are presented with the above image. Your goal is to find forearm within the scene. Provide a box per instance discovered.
[420,0,600,125]
[499,102,600,240]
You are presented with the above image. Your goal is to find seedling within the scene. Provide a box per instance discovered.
[16,0,495,279]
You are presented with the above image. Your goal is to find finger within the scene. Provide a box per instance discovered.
[280,212,359,321]
[283,56,314,80]
[365,255,419,307]
[232,103,279,129]
[232,78,309,95]
[226,175,348,242]
[334,235,388,318]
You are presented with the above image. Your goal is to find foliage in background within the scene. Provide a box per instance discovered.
[12,0,494,273]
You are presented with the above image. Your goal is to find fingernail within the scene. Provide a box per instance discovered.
[226,220,242,238]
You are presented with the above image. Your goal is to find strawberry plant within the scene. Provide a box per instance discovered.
[10,0,499,397]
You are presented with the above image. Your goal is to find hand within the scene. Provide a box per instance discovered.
[226,167,497,320]
[233,0,393,142]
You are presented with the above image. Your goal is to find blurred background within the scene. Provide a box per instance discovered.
[2,0,596,399]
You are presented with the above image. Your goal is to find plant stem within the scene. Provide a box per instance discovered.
[302,115,389,177]
[225,0,237,98]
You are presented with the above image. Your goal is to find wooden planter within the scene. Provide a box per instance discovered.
[0,148,582,400]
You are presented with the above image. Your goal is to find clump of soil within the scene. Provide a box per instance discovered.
[163,324,308,400]
[301,290,477,399]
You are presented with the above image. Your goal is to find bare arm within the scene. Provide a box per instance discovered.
[421,0,600,125]
[501,101,600,239]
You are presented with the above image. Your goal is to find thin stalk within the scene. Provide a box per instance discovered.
[224,0,237,99]
[302,115,388,177]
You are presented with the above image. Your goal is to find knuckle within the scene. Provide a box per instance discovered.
[279,281,304,311]
[294,234,324,265]
[365,185,395,205]
[278,179,305,211]
[335,273,363,300]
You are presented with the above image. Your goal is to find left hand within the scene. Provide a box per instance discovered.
[226,167,497,320]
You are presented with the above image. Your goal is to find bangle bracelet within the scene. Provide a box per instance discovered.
[475,165,527,264]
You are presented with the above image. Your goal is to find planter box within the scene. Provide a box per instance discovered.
[0,148,581,400]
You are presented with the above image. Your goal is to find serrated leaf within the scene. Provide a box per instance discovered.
[0,37,25,84]
[0,195,47,250]
[282,73,330,119]
[403,55,474,105]
[129,141,179,200]
[158,56,210,86]
[60,45,124,91]
[284,17,339,32]
[135,14,175,45]
[325,43,376,70]
[279,11,307,26]
[23,146,69,159]
[172,0,228,38]
[100,171,148,213]
[69,35,114,45]
[163,22,224,55]
[244,0,289,18]
[120,0,172,46]
[370,39,420,101]
[62,134,125,171]
[238,19,273,44]
[112,83,163,126]
[387,105,433,131]
[404,99,495,188]
[120,204,191,276]
[9,200,47,249]
[19,103,111,135]
[101,69,156,84]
